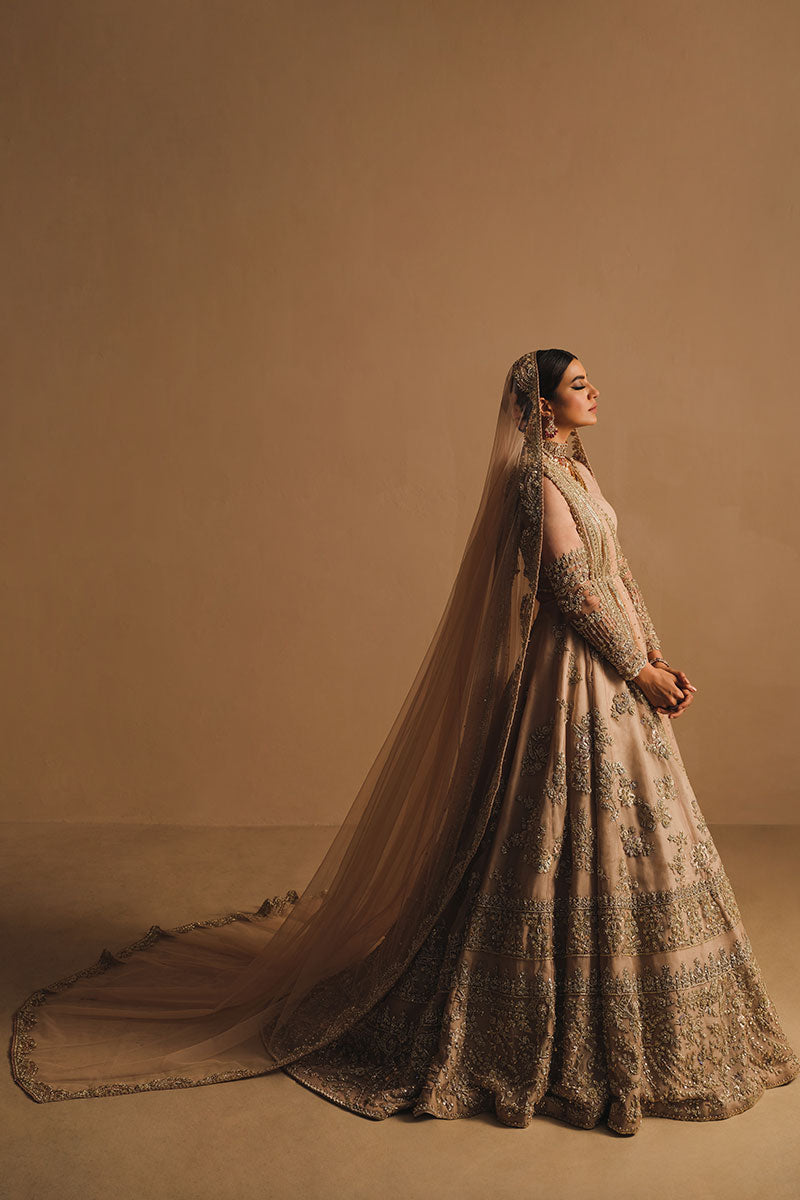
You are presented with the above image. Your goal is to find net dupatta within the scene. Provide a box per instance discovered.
[10,355,579,1102]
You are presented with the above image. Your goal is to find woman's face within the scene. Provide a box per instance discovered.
[542,359,599,433]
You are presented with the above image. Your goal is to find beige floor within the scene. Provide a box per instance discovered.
[2,822,799,1200]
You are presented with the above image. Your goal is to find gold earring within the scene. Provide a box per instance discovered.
[542,410,557,439]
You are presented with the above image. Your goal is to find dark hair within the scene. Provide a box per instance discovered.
[516,348,577,431]
[536,348,577,402]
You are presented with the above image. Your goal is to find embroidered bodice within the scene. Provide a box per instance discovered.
[524,436,662,681]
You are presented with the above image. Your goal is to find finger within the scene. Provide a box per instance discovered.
[676,671,697,693]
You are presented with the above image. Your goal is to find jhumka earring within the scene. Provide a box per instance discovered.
[542,409,557,439]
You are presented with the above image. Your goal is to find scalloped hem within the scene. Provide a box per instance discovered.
[8,888,301,1104]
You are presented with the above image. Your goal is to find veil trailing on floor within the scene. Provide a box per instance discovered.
[11,352,595,1102]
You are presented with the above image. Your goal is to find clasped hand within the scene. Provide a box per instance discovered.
[637,661,697,718]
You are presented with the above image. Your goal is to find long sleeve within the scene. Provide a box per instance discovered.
[617,551,662,656]
[538,475,648,681]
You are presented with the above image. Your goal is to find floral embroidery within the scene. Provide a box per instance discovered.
[570,805,596,873]
[667,830,689,881]
[654,774,677,804]
[688,792,709,835]
[617,766,640,809]
[569,711,593,794]
[691,840,717,872]
[499,814,563,873]
[520,718,555,777]
[631,685,674,760]
[610,686,636,720]
[619,825,654,857]
[635,794,673,830]
[568,707,612,794]
[552,618,569,654]
[567,651,583,682]
[543,751,567,806]
[541,547,648,681]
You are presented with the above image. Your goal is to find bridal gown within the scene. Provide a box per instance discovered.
[281,440,800,1132]
[10,435,799,1137]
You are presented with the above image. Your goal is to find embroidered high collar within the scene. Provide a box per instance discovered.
[542,436,577,460]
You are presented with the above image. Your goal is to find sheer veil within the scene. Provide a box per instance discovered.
[10,351,594,1102]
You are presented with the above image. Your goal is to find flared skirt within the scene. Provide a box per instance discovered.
[281,602,800,1134]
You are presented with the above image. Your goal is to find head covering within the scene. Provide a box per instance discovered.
[11,352,591,1101]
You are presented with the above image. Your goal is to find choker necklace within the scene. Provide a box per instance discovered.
[542,436,576,460]
[541,433,587,490]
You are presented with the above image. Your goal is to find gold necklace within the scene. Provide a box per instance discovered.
[542,438,587,490]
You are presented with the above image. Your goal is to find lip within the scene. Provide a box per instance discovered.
[589,405,597,412]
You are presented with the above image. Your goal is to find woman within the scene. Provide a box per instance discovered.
[10,349,799,1136]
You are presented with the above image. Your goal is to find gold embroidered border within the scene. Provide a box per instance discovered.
[463,866,742,960]
[9,888,300,1104]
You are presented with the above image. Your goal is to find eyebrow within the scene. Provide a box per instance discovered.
[570,373,586,381]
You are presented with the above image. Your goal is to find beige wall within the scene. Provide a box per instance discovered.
[2,0,797,825]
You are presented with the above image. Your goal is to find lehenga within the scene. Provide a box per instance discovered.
[9,362,799,1137]
[280,437,800,1132]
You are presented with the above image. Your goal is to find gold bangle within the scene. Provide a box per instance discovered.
[650,656,670,668]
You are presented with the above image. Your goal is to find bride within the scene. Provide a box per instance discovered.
[10,348,799,1136]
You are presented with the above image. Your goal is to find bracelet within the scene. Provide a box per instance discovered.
[649,656,670,668]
